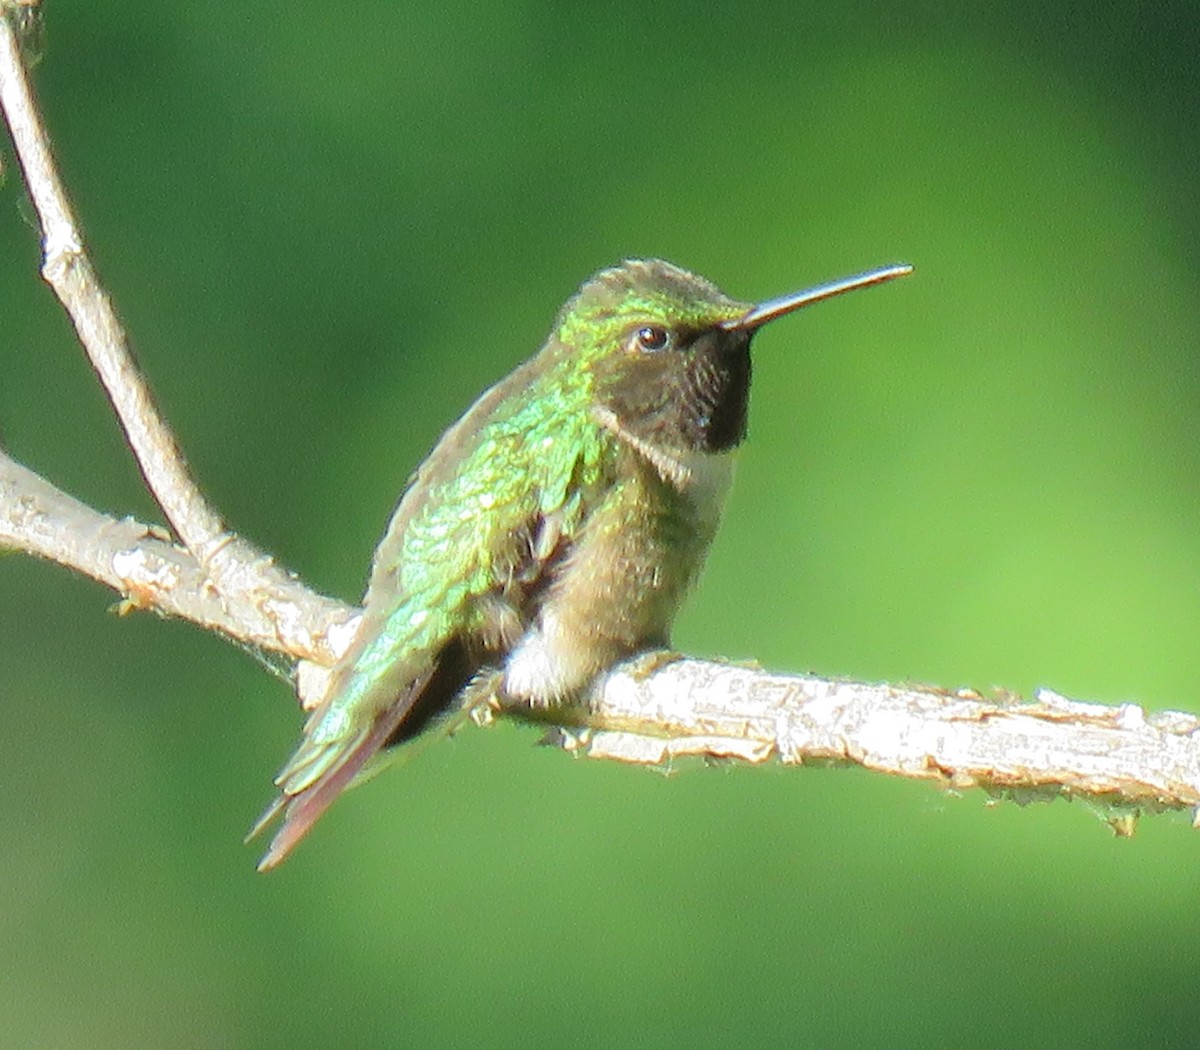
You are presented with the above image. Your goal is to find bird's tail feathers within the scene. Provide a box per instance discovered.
[248,688,425,872]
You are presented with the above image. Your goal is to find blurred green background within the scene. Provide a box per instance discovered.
[3,1,1200,1046]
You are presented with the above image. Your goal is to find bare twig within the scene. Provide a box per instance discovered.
[2,3,1198,837]
[8,441,1197,825]
[8,436,1200,822]
[579,661,1200,829]
[0,13,219,554]
[0,448,357,664]
[0,8,353,663]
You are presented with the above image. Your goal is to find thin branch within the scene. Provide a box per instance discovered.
[0,13,217,553]
[0,8,354,663]
[0,448,357,664]
[7,438,1200,824]
[0,9,301,608]
[578,660,1200,829]
[9,437,1198,828]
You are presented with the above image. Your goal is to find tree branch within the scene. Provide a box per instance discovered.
[0,6,339,614]
[2,2,1198,836]
[0,447,357,664]
[576,660,1200,830]
[0,6,355,667]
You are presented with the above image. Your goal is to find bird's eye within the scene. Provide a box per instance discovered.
[635,326,671,352]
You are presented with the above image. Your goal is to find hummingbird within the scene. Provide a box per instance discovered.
[250,258,912,869]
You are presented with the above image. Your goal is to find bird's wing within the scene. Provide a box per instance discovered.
[251,361,609,870]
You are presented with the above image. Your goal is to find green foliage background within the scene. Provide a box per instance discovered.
[3,2,1199,1046]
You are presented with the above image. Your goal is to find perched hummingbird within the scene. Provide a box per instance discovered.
[250,258,911,869]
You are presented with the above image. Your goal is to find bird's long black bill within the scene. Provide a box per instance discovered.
[722,263,913,331]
